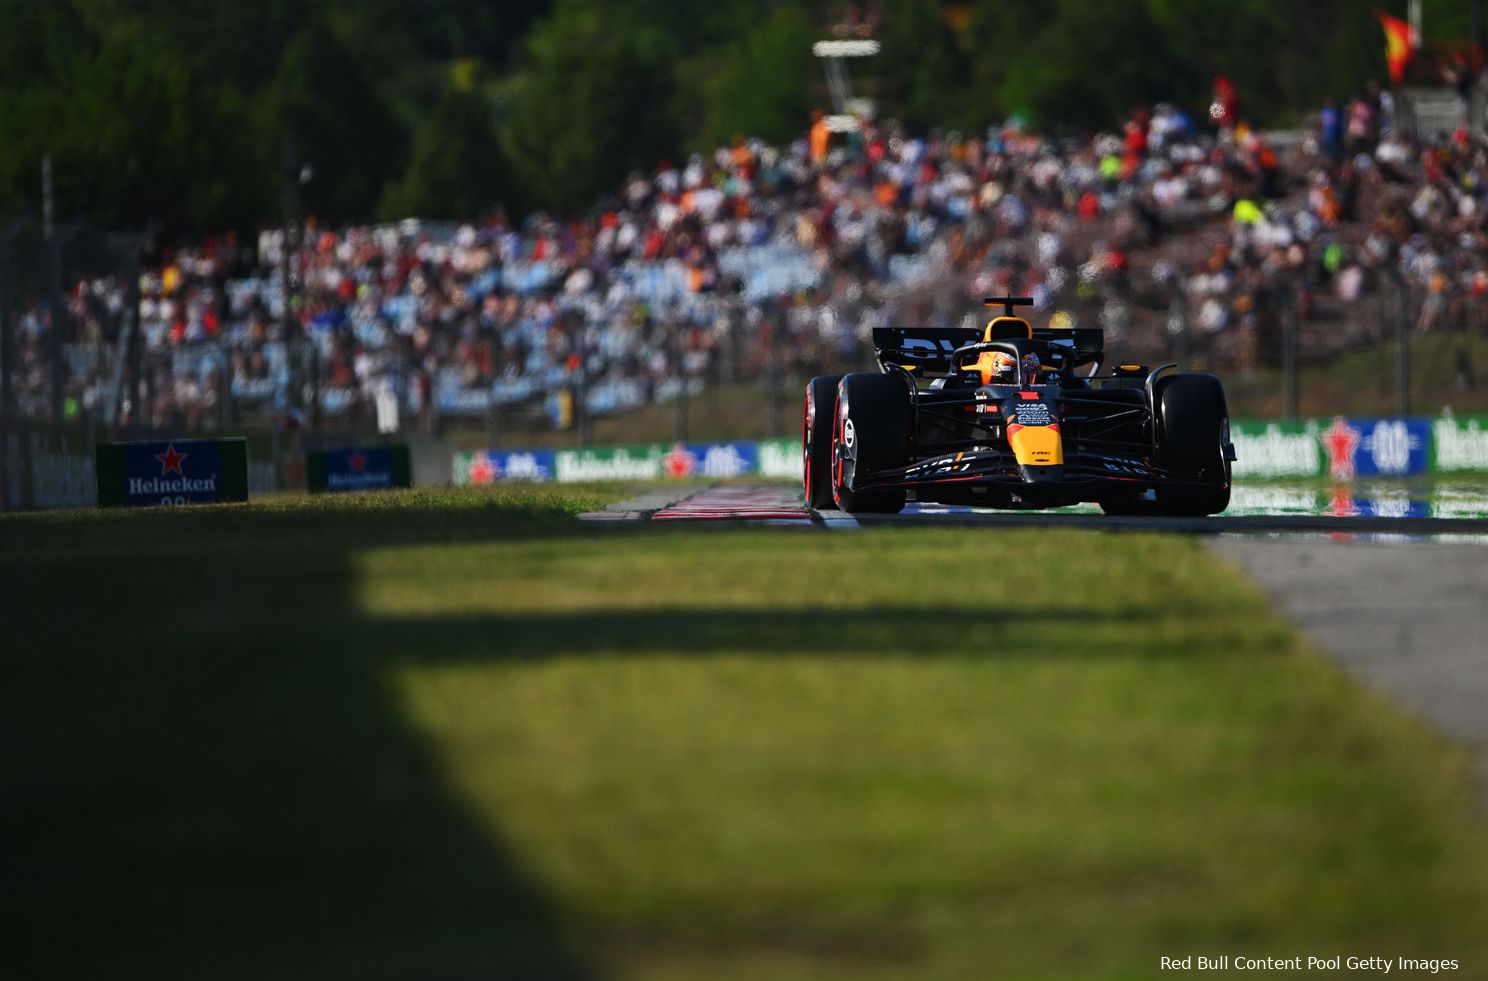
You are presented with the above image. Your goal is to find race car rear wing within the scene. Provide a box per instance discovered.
[873,325,1105,378]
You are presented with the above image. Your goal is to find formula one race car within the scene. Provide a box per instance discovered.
[803,297,1236,515]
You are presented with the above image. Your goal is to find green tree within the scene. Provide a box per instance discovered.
[995,0,1192,131]
[684,6,817,149]
[877,0,980,132]
[501,8,678,212]
[263,19,407,222]
[0,21,265,231]
[380,70,516,220]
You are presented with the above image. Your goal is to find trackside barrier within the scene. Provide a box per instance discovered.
[306,445,412,494]
[454,439,800,485]
[96,438,249,508]
[454,415,1488,486]
[2,420,283,511]
[1231,411,1488,480]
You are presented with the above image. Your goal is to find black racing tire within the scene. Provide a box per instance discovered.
[1153,374,1231,516]
[831,373,909,514]
[803,375,843,510]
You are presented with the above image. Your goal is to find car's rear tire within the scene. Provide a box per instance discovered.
[1153,374,1231,516]
[803,375,842,509]
[831,373,909,514]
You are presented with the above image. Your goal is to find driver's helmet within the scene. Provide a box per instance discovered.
[988,350,1017,383]
[1020,352,1041,384]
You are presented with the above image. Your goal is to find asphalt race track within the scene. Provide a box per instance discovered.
[1212,536,1488,802]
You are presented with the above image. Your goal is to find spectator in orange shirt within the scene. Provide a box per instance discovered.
[809,109,831,166]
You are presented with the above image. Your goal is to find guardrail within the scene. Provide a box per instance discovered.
[1232,411,1488,480]
[455,413,1488,486]
[9,413,1485,511]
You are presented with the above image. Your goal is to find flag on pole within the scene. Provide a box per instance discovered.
[1372,8,1418,84]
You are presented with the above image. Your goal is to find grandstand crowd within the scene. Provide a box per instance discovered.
[7,90,1488,431]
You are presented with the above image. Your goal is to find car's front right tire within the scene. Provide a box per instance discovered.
[1153,374,1231,516]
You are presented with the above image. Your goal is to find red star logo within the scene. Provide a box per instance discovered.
[348,451,367,472]
[155,443,187,475]
[1326,484,1359,517]
[467,454,497,485]
[663,443,695,478]
[1320,416,1360,482]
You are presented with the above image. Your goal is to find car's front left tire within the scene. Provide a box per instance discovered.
[831,373,909,514]
[803,375,843,509]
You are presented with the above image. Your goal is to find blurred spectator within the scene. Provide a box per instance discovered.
[17,93,1487,431]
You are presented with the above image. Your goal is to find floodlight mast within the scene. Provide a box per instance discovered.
[811,39,880,131]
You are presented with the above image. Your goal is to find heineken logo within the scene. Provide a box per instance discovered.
[757,439,798,478]
[127,475,219,495]
[155,443,187,475]
[1321,416,1361,481]
[1433,413,1488,472]
[501,453,549,480]
[462,451,551,483]
[326,469,391,490]
[663,443,696,478]
[467,454,497,485]
[322,448,394,489]
[701,444,750,478]
[98,437,244,508]
[1230,422,1320,478]
[1359,419,1421,474]
[129,440,218,498]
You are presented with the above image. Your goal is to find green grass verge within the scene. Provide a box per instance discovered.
[3,486,1487,980]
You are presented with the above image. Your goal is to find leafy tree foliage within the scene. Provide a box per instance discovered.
[262,19,406,223]
[501,7,678,212]
[0,0,1441,232]
[380,69,516,220]
[0,14,264,230]
[684,6,819,150]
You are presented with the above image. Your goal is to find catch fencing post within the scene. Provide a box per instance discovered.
[1394,274,1411,416]
[484,384,501,451]
[1282,277,1300,421]
[1171,287,1191,370]
[573,312,592,447]
[308,341,321,433]
[0,216,28,425]
[767,310,783,438]
[672,316,688,442]
[44,156,64,424]
[0,217,28,511]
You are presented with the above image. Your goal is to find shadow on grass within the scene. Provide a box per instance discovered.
[0,494,1204,979]
[0,499,610,981]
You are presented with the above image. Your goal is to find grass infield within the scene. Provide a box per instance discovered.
[3,485,1487,980]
